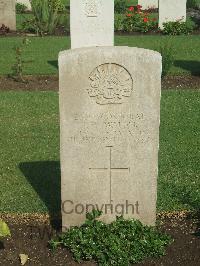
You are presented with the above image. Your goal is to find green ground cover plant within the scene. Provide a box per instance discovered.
[50,210,172,265]
[0,220,11,238]
[0,90,199,214]
[0,36,199,76]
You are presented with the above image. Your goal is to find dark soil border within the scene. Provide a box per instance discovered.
[0,75,199,91]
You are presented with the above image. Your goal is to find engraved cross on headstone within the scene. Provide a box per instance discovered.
[89,146,130,203]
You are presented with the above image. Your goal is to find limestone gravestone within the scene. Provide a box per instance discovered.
[159,0,186,29]
[70,0,114,49]
[16,0,31,11]
[0,0,16,30]
[59,47,162,228]
[138,0,158,10]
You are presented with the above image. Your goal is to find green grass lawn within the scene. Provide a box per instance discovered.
[0,36,200,76]
[0,90,199,215]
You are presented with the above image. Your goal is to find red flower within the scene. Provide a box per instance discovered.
[137,4,142,9]
[143,17,149,23]
[128,6,134,11]
[127,13,132,17]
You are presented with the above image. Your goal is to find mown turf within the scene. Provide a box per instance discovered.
[0,90,199,214]
[0,36,199,76]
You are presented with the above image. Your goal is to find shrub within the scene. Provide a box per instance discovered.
[50,210,173,265]
[123,5,158,33]
[158,42,175,77]
[30,0,64,35]
[57,14,70,33]
[16,3,27,13]
[11,38,31,82]
[162,20,194,35]
[187,0,198,9]
[114,14,124,31]
[115,0,127,14]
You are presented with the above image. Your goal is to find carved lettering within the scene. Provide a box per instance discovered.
[66,112,152,146]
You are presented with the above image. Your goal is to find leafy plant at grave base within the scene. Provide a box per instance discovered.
[162,19,194,35]
[123,5,158,33]
[16,3,27,13]
[114,0,127,14]
[187,0,198,9]
[0,24,10,35]
[10,38,31,82]
[30,0,65,36]
[157,41,175,77]
[49,210,173,265]
[0,219,11,239]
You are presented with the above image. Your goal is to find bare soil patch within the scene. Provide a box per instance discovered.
[0,75,200,91]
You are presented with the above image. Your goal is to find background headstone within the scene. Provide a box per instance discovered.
[16,0,31,11]
[70,0,114,49]
[0,0,16,30]
[159,0,187,29]
[138,0,158,10]
[59,46,162,229]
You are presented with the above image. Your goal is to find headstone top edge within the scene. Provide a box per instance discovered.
[59,47,162,61]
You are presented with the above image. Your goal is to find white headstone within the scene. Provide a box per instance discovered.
[159,0,187,29]
[59,46,162,229]
[70,0,114,49]
[0,0,16,30]
[138,0,158,10]
[16,0,31,11]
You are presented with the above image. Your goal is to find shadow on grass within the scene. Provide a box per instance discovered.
[19,161,61,227]
[174,60,200,76]
[48,60,58,70]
